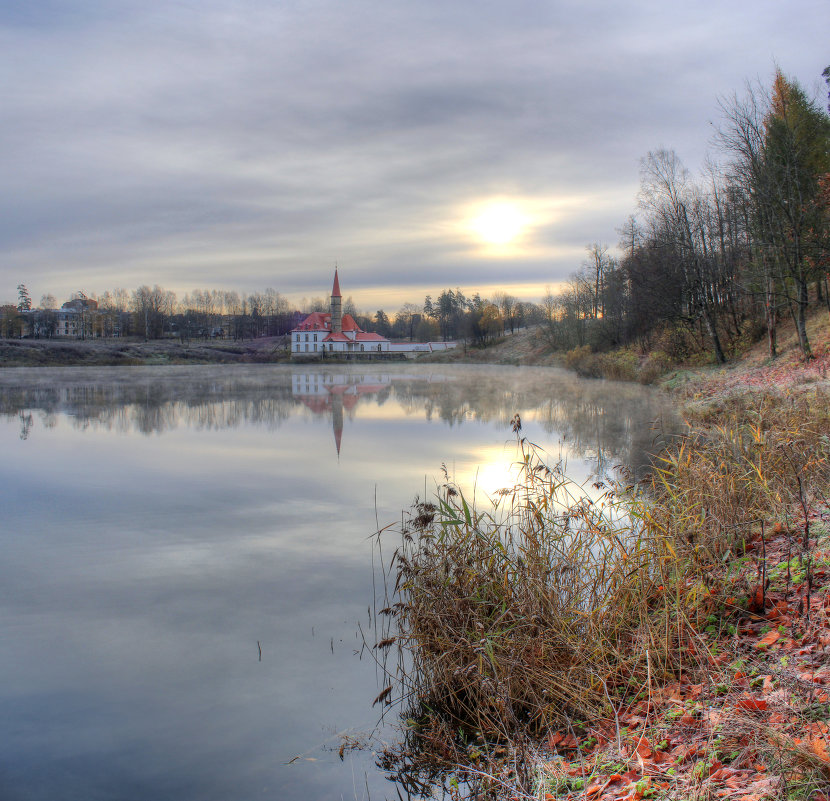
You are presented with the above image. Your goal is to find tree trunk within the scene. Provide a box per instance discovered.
[766,275,777,359]
[795,278,812,359]
[703,306,726,364]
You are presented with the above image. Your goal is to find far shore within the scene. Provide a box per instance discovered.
[0,330,546,369]
[0,335,296,367]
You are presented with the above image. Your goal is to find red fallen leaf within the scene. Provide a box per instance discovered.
[747,585,765,613]
[686,684,703,700]
[756,630,781,648]
[636,739,653,759]
[706,760,724,777]
[559,733,578,749]
[620,769,641,784]
[548,732,564,747]
[737,695,768,712]
[710,767,733,782]
[679,713,698,726]
[585,781,604,797]
[809,737,829,762]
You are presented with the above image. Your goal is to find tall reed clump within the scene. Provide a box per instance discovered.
[377,416,691,754]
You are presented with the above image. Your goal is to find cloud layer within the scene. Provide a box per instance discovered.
[1,0,827,309]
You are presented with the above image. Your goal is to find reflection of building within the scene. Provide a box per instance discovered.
[291,371,391,455]
[291,270,390,357]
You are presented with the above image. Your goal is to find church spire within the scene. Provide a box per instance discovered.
[330,267,342,333]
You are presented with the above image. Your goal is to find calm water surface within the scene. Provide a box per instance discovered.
[0,364,678,800]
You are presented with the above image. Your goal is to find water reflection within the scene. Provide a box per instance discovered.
[0,364,679,801]
[0,365,677,476]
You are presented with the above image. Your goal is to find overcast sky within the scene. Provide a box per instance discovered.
[2,0,827,311]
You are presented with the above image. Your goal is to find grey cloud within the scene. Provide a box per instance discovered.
[1,0,827,304]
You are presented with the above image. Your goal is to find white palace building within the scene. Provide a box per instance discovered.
[290,270,455,359]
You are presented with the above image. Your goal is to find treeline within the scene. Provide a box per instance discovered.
[543,69,830,364]
[3,281,542,345]
[1,286,301,341]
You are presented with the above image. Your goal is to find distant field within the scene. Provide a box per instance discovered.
[0,336,291,367]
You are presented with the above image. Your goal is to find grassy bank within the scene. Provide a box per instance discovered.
[374,316,830,800]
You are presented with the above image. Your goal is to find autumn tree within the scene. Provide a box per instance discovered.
[639,149,727,363]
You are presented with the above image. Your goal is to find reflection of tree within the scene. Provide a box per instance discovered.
[387,367,679,477]
[0,366,680,474]
[0,372,297,436]
[18,412,33,440]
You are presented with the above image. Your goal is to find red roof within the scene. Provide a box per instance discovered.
[341,313,361,331]
[293,311,365,333]
[331,269,341,298]
[295,311,331,331]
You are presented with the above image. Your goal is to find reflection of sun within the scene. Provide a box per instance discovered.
[468,201,530,247]
[466,453,521,498]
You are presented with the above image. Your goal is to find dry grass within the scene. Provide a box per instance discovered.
[374,388,830,799]
[376,416,687,793]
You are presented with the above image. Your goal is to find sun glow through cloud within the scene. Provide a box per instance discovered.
[469,201,529,246]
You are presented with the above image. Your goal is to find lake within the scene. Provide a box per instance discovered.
[0,363,678,800]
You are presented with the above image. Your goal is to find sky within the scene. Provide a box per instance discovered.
[1,0,828,313]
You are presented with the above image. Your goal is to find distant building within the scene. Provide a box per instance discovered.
[290,270,391,356]
[290,270,457,359]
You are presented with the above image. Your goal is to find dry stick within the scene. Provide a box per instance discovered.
[600,675,623,759]
[781,444,811,552]
[760,520,767,612]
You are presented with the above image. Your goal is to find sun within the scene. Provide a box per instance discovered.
[467,201,530,247]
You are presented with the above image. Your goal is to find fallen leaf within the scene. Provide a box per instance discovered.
[756,630,781,648]
[636,740,653,759]
[737,695,768,712]
[810,737,829,762]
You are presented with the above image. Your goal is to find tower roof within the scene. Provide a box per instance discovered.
[331,268,341,298]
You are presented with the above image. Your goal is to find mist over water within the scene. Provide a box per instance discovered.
[0,364,678,800]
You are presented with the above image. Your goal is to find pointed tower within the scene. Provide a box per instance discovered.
[330,268,342,334]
